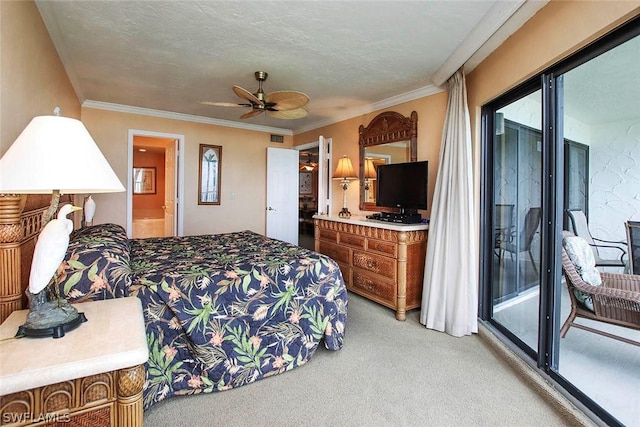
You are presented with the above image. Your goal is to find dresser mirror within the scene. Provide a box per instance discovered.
[358,111,418,211]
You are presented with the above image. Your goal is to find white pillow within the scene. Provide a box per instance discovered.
[563,236,601,312]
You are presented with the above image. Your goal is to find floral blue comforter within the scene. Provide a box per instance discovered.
[55,224,347,409]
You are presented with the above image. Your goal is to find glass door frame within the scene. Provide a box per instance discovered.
[478,14,640,427]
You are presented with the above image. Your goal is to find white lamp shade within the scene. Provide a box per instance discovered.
[0,116,124,194]
[333,156,358,180]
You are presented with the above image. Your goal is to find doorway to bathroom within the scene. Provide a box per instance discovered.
[128,130,184,239]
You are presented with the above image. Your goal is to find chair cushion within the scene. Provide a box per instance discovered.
[563,236,602,312]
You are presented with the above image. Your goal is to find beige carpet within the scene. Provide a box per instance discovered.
[144,293,586,427]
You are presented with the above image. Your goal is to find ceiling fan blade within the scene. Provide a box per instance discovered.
[268,107,308,120]
[233,85,262,105]
[201,101,251,107]
[265,91,310,110]
[240,109,264,119]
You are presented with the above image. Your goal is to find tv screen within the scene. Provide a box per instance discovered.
[376,161,428,211]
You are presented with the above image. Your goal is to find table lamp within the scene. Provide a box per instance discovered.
[333,156,358,218]
[363,158,377,191]
[0,111,125,338]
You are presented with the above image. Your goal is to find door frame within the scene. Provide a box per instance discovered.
[296,136,332,215]
[127,129,184,237]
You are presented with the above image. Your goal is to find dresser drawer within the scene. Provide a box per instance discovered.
[352,271,396,305]
[339,232,365,249]
[367,239,397,258]
[352,251,396,280]
[318,228,338,243]
[319,241,350,264]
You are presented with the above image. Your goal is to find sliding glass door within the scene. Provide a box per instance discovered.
[554,33,640,426]
[490,93,542,353]
[481,17,640,427]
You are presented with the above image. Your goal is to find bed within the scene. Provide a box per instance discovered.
[52,223,348,409]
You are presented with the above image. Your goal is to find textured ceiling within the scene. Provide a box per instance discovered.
[35,0,547,134]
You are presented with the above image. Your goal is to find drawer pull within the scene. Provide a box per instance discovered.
[366,260,377,269]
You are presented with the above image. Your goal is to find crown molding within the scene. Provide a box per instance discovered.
[82,101,294,136]
[431,0,527,87]
[293,84,444,135]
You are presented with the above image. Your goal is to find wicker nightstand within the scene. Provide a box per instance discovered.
[0,297,148,426]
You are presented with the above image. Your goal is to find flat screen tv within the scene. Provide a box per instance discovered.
[376,161,428,212]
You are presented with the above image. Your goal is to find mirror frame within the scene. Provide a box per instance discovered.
[359,111,418,211]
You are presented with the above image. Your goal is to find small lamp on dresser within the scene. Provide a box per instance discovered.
[333,155,358,218]
[0,108,124,338]
[363,157,377,203]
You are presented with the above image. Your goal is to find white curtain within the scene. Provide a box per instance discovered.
[420,69,478,337]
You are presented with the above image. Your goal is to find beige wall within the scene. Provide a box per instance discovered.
[3,0,638,240]
[80,107,293,236]
[0,1,80,156]
[294,94,448,218]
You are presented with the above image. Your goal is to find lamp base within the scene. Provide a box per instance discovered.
[17,312,87,339]
[338,207,351,218]
[17,290,87,338]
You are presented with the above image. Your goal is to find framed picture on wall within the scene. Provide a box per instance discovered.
[299,172,313,195]
[133,167,156,194]
[199,144,222,205]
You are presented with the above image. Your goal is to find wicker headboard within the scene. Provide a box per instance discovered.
[0,194,71,322]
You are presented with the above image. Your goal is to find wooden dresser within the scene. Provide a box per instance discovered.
[314,216,428,320]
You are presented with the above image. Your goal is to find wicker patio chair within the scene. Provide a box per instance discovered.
[561,233,640,347]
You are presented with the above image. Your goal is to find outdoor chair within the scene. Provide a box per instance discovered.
[626,220,640,275]
[567,209,627,268]
[561,231,640,346]
[494,203,514,253]
[499,207,541,275]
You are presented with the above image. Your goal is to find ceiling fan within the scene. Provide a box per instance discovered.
[202,71,309,119]
[299,152,318,171]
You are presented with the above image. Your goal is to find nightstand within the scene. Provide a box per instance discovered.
[0,297,148,426]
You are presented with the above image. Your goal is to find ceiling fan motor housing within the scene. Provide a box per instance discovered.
[254,71,268,101]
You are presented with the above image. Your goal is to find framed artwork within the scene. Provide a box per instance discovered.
[133,167,156,194]
[299,172,313,195]
[198,144,222,205]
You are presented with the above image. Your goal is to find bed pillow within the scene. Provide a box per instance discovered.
[52,223,133,303]
[562,236,601,312]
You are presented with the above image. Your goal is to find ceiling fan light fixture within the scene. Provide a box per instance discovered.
[202,71,310,120]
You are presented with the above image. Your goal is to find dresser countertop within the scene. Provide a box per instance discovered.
[313,214,429,232]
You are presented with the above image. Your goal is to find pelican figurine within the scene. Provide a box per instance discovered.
[20,204,87,338]
[83,195,96,226]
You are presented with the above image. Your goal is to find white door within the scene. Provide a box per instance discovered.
[163,139,177,236]
[266,147,299,245]
[318,136,332,215]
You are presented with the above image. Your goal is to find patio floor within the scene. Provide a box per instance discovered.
[493,261,640,426]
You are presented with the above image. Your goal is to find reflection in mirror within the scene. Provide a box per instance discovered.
[363,143,411,203]
[359,111,417,211]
